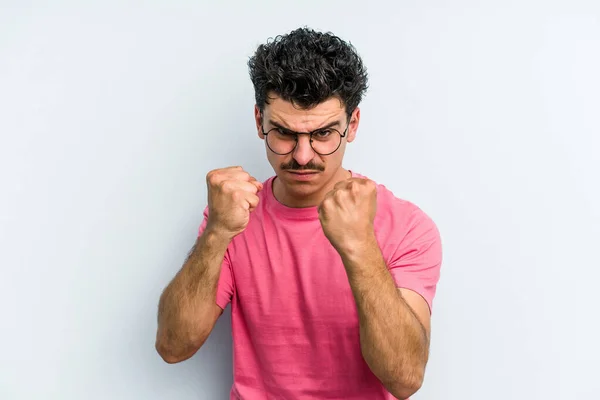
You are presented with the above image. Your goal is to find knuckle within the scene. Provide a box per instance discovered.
[220,180,234,191]
[206,170,218,182]
[207,169,230,185]
[230,191,243,202]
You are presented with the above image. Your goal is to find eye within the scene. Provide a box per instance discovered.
[313,129,333,138]
[276,128,294,136]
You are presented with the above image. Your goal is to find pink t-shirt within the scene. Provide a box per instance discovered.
[197,171,442,399]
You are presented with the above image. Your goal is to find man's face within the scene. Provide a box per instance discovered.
[254,94,360,205]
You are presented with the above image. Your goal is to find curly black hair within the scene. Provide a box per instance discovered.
[248,27,368,117]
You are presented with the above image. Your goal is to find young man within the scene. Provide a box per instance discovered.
[155,27,442,400]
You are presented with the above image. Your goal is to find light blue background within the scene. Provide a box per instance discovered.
[1,1,599,399]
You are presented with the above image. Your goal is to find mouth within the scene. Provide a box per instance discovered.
[286,170,320,180]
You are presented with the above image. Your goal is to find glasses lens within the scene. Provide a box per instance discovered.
[310,129,343,155]
[265,127,344,155]
[266,129,297,154]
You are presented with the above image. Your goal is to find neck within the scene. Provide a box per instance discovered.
[273,168,351,208]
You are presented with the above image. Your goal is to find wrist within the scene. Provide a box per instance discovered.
[336,230,378,261]
[202,224,233,252]
[339,234,388,282]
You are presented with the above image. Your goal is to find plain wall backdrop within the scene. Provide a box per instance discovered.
[1,1,599,399]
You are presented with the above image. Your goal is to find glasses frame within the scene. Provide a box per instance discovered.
[260,112,350,156]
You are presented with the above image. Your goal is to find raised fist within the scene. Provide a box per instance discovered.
[205,166,263,240]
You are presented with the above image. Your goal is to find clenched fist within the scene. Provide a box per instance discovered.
[205,166,263,240]
[317,178,378,254]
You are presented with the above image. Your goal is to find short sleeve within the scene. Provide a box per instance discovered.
[197,206,235,310]
[387,208,442,312]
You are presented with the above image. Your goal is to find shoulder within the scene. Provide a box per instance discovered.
[354,172,441,246]
[376,183,434,228]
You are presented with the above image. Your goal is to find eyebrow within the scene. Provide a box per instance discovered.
[268,119,342,133]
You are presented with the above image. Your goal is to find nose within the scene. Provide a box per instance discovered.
[292,134,315,166]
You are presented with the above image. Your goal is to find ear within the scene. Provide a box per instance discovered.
[254,105,264,139]
[346,107,360,143]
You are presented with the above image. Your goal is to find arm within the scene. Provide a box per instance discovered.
[155,227,231,363]
[340,235,431,399]
[155,166,261,364]
[318,177,440,399]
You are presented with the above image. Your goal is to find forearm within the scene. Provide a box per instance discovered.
[156,228,230,361]
[341,238,429,398]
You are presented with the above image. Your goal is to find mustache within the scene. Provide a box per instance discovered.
[280,160,325,172]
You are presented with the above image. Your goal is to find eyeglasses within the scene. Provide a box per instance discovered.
[261,114,350,156]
